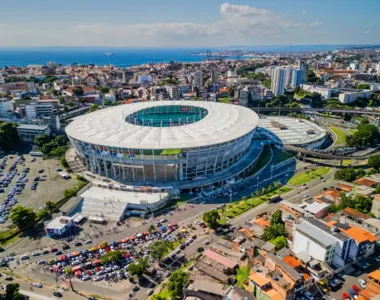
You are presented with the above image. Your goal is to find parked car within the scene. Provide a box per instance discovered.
[31,283,43,288]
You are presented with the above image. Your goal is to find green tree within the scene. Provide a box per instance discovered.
[10,206,36,229]
[334,168,358,182]
[262,223,286,241]
[100,250,123,264]
[36,209,50,220]
[203,210,221,229]
[353,195,372,214]
[306,69,317,83]
[270,210,284,226]
[64,267,75,292]
[167,270,189,299]
[72,86,84,97]
[128,258,148,277]
[0,122,20,151]
[357,83,370,90]
[99,86,110,94]
[347,124,379,147]
[88,104,101,113]
[368,154,380,171]
[148,224,156,233]
[34,134,52,149]
[45,200,55,212]
[270,236,288,250]
[5,283,26,300]
[149,240,172,261]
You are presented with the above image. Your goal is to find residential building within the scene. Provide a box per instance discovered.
[300,84,333,99]
[178,84,191,95]
[271,67,287,96]
[211,69,220,84]
[376,63,380,76]
[201,248,238,274]
[350,62,360,70]
[371,194,380,217]
[17,124,51,143]
[184,279,226,300]
[293,217,352,269]
[193,70,203,87]
[338,89,371,104]
[137,74,152,84]
[165,85,180,100]
[224,286,255,300]
[359,270,380,299]
[20,100,54,120]
[151,86,169,100]
[291,69,306,88]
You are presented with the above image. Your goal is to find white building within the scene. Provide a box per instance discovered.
[193,71,203,87]
[17,124,51,142]
[137,74,152,84]
[293,217,353,270]
[211,69,220,83]
[45,216,74,237]
[376,63,380,76]
[166,85,180,100]
[227,70,237,78]
[301,84,333,99]
[285,66,294,87]
[338,90,371,104]
[349,62,359,70]
[0,98,14,114]
[271,67,287,96]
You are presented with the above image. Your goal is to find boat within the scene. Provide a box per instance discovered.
[105,52,114,56]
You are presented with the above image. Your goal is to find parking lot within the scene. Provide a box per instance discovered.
[0,154,77,229]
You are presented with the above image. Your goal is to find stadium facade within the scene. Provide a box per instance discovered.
[66,101,260,185]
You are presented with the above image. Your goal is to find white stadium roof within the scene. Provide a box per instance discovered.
[66,101,259,149]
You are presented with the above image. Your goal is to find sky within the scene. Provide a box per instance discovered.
[0,0,379,47]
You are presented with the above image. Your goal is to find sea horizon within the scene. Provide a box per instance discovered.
[0,44,374,68]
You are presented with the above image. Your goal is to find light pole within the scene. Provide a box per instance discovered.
[229,190,233,204]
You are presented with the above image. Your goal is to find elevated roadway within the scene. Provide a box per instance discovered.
[284,144,378,160]
[252,107,380,116]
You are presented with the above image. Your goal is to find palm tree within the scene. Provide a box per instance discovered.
[64,267,75,292]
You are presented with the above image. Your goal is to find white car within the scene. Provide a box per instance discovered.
[81,275,91,281]
[31,283,43,288]
[146,289,154,295]
[93,275,104,281]
[85,240,92,244]
[32,251,41,256]
[358,278,367,288]
[37,260,46,265]
[203,240,210,245]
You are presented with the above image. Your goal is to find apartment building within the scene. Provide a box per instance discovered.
[17,124,51,143]
[300,84,333,99]
[338,89,371,104]
[359,270,380,299]
[0,98,14,115]
[293,217,353,269]
[165,85,180,99]
[271,67,287,96]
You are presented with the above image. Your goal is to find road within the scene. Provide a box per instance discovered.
[2,159,337,300]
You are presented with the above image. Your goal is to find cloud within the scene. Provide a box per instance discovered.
[301,10,307,15]
[364,30,371,34]
[0,3,326,46]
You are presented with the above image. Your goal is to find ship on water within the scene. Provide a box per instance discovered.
[105,52,114,56]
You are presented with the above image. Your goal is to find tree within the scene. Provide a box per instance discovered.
[64,267,75,292]
[353,195,372,214]
[0,122,20,151]
[270,210,284,226]
[149,240,171,261]
[88,104,101,113]
[5,283,26,300]
[36,209,50,220]
[306,69,317,83]
[203,210,220,229]
[262,223,286,241]
[167,270,189,299]
[357,83,370,90]
[334,168,358,182]
[99,86,110,94]
[34,134,52,148]
[270,236,288,250]
[151,295,167,300]
[368,154,380,171]
[10,206,36,229]
[148,224,156,233]
[72,86,84,97]
[100,250,123,264]
[128,258,148,277]
[347,124,379,147]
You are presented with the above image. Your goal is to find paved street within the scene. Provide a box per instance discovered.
[0,158,338,300]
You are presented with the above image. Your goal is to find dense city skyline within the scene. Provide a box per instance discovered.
[1,0,379,47]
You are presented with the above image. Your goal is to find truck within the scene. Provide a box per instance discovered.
[269,194,282,203]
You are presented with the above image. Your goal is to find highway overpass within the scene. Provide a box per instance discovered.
[252,107,380,116]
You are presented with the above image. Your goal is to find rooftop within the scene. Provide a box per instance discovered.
[66,101,259,149]
[17,124,49,130]
[340,226,377,244]
[304,201,330,214]
[258,116,326,146]
[202,248,238,269]
[187,280,225,296]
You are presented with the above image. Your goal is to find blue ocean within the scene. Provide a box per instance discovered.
[0,45,348,68]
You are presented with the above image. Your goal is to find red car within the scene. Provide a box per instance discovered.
[352,285,360,293]
[50,248,58,253]
[342,292,349,299]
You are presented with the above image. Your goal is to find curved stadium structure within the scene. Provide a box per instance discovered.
[66,101,261,187]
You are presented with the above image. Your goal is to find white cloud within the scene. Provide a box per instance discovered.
[0,3,325,46]
[301,10,307,15]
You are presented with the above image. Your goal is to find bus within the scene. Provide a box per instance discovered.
[269,194,282,203]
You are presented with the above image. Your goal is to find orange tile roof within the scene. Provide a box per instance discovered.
[324,190,341,199]
[343,208,369,219]
[238,228,254,239]
[261,288,284,300]
[303,273,311,280]
[369,269,380,281]
[249,272,270,287]
[375,194,380,202]
[283,256,302,268]
[341,226,377,243]
[253,218,270,228]
[326,220,337,227]
[355,178,377,187]
[337,183,353,192]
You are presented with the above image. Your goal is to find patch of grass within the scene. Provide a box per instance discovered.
[289,167,331,186]
[330,126,347,144]
[348,129,357,135]
[342,160,354,166]
[236,265,251,288]
[0,232,21,246]
[154,288,171,300]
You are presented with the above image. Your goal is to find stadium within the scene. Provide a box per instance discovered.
[65,101,262,189]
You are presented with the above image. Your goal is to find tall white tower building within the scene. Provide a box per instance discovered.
[271,67,287,96]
